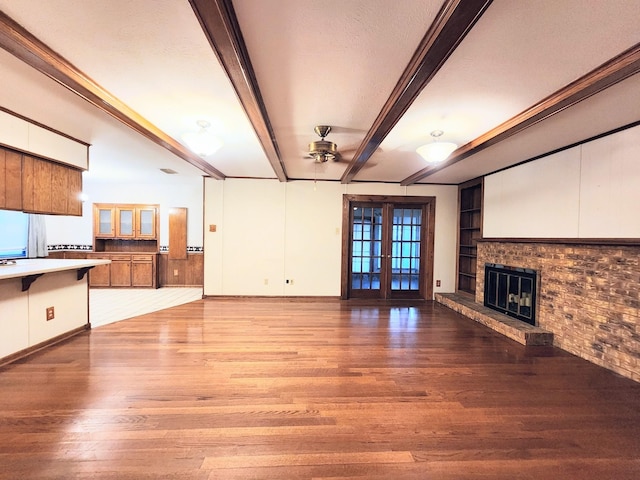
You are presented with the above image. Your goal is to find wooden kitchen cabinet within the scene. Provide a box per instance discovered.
[22,154,82,216]
[0,148,23,210]
[110,254,133,287]
[0,146,82,215]
[132,255,155,287]
[96,206,116,237]
[91,203,159,288]
[89,255,111,287]
[88,253,158,288]
[94,204,158,240]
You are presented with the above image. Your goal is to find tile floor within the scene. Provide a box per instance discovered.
[89,287,203,328]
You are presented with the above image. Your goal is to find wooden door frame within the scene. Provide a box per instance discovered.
[341,194,436,300]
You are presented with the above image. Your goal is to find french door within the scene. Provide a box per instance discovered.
[341,195,435,300]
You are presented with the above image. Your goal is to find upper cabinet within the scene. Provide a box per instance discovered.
[0,148,22,211]
[0,109,87,217]
[0,148,82,216]
[22,155,82,216]
[94,203,159,241]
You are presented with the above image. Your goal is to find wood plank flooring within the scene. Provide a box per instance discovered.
[1,298,639,479]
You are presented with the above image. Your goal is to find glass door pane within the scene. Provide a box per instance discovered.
[117,208,134,237]
[350,206,383,293]
[98,209,113,236]
[390,207,422,293]
[139,209,154,236]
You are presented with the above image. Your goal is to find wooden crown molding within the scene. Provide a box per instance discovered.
[189,0,287,182]
[340,0,493,184]
[401,42,640,186]
[0,11,225,180]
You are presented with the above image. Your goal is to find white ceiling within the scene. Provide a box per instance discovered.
[0,0,638,186]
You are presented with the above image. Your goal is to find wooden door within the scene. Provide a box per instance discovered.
[342,195,435,300]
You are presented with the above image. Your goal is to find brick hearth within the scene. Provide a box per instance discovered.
[474,240,640,382]
[436,292,553,346]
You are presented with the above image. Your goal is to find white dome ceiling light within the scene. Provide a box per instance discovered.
[182,120,223,157]
[416,130,457,164]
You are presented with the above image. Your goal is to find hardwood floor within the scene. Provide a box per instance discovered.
[1,298,639,479]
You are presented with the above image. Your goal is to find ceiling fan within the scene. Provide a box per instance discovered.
[308,125,340,163]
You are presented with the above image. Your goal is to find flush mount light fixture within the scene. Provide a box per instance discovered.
[416,130,457,164]
[182,120,222,157]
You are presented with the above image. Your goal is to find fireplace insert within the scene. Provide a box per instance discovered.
[484,263,537,325]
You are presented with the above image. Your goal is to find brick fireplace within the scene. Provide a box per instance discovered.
[476,240,640,382]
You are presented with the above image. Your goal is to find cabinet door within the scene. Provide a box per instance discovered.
[116,207,135,238]
[0,149,23,210]
[132,255,154,287]
[95,206,116,237]
[50,162,69,214]
[136,207,157,239]
[22,155,52,213]
[67,168,83,216]
[89,257,111,287]
[110,255,132,286]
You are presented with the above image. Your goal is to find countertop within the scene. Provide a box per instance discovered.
[0,258,111,281]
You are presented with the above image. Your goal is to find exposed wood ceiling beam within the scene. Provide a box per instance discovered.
[340,0,493,184]
[401,42,640,186]
[189,0,287,182]
[0,10,225,180]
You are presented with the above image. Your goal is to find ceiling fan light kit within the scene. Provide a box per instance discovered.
[416,130,457,164]
[182,120,223,157]
[308,125,339,163]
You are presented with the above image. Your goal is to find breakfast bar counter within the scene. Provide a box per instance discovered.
[0,258,111,364]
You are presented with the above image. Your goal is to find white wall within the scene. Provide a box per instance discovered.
[484,124,640,238]
[45,175,204,248]
[204,178,458,297]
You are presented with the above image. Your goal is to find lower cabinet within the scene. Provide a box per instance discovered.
[89,253,157,288]
[132,255,155,287]
[110,255,133,287]
[90,255,111,287]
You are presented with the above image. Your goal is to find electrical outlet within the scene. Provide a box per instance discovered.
[436,280,441,287]
[264,278,268,285]
[289,279,294,285]
[173,269,179,276]
[46,306,55,321]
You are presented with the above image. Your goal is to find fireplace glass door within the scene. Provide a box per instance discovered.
[484,264,537,325]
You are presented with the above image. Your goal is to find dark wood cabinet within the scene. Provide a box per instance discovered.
[457,179,483,295]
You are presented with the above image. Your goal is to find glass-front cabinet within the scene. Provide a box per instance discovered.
[91,203,159,289]
[116,207,135,237]
[97,207,116,237]
[94,204,158,240]
[137,207,156,238]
